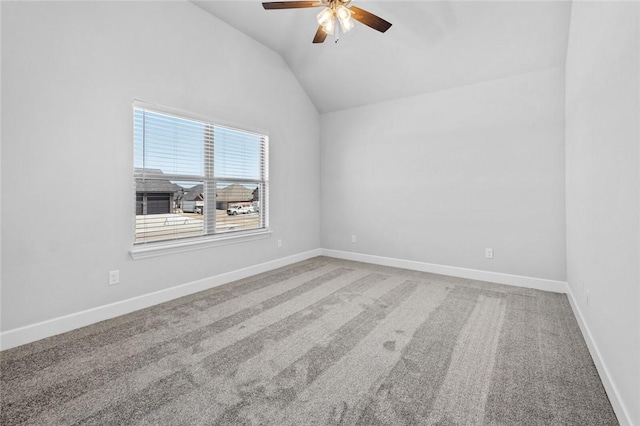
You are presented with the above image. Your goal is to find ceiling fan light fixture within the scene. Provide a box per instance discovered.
[317,7,334,25]
[317,7,336,34]
[335,5,353,32]
[322,18,335,34]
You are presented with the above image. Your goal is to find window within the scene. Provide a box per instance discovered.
[133,103,268,246]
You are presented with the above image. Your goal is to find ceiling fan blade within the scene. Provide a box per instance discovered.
[262,1,323,10]
[349,6,392,33]
[312,26,328,43]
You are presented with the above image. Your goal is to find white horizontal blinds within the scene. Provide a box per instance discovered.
[134,109,208,179]
[133,105,268,245]
[133,107,208,244]
[213,126,267,233]
[213,126,266,181]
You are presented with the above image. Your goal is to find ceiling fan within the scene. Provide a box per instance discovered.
[262,0,392,44]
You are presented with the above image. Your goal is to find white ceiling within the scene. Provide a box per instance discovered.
[193,1,572,113]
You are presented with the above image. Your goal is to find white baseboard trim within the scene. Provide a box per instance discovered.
[0,248,569,350]
[0,249,322,351]
[566,287,633,426]
[1,248,629,424]
[320,249,569,293]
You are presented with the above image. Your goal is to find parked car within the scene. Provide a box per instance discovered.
[227,205,255,215]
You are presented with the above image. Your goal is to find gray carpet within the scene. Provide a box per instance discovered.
[0,256,618,425]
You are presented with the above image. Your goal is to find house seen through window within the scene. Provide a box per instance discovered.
[134,105,268,245]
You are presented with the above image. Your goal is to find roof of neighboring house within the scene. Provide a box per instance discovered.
[134,168,183,193]
[183,184,204,201]
[153,182,254,202]
[217,183,254,202]
[135,179,183,193]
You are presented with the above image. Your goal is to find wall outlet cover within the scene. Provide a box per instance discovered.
[108,270,120,286]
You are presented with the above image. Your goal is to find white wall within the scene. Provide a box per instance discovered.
[565,2,639,424]
[321,67,567,282]
[1,1,320,332]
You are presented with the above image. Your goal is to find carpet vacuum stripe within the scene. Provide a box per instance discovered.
[426,294,507,425]
[482,286,552,424]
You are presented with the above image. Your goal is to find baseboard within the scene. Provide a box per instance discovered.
[2,248,629,424]
[320,249,569,293]
[0,248,569,350]
[0,248,567,351]
[566,287,633,426]
[0,249,322,351]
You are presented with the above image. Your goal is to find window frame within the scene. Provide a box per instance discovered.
[130,101,270,259]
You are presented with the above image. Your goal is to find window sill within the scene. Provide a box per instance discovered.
[129,229,272,260]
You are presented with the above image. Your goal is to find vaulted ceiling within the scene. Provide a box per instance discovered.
[193,1,572,113]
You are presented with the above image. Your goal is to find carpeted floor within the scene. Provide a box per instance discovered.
[0,256,618,425]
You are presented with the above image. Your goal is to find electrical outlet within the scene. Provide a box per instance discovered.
[108,270,120,286]
[485,248,493,259]
[351,235,356,243]
[277,239,282,248]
